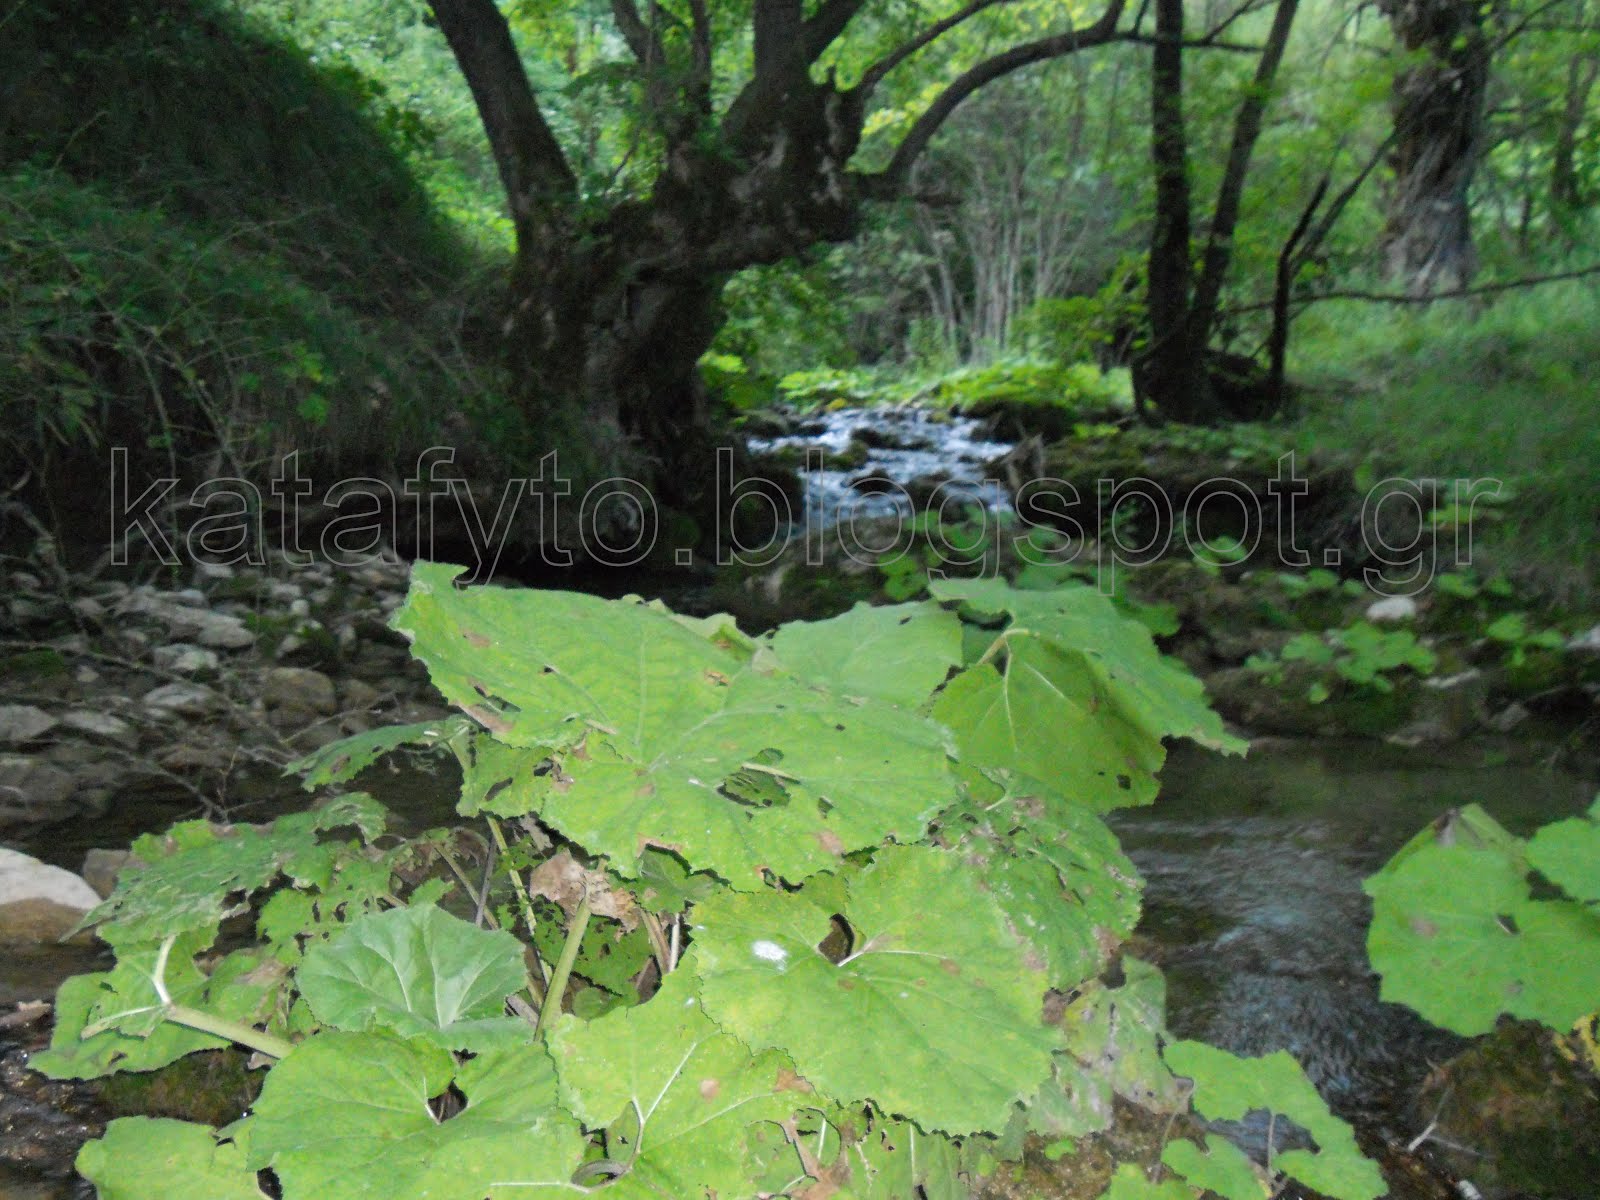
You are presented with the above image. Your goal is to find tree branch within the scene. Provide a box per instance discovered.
[1231,262,1600,313]
[804,0,872,61]
[426,0,574,243]
[859,0,1017,94]
[867,1,1128,192]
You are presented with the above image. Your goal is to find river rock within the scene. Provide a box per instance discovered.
[263,667,337,719]
[142,681,220,719]
[1387,668,1488,745]
[59,710,137,748]
[1364,595,1418,623]
[191,611,255,650]
[0,705,58,748]
[152,643,221,675]
[0,849,100,943]
[81,849,132,898]
[0,756,75,823]
[339,679,383,712]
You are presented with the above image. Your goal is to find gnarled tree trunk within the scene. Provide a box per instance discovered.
[1377,0,1490,293]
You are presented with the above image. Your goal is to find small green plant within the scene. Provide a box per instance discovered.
[1483,611,1568,668]
[32,564,1384,1200]
[1247,620,1437,703]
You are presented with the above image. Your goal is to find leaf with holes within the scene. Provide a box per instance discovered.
[395,564,956,886]
[290,717,471,789]
[1162,1136,1268,1200]
[77,1118,266,1200]
[1163,1041,1384,1200]
[546,969,805,1198]
[296,903,528,1050]
[249,1033,584,1200]
[690,844,1056,1134]
[1059,959,1185,1112]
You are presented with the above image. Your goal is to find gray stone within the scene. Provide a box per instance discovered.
[195,561,236,582]
[263,667,338,716]
[1488,701,1531,733]
[59,710,137,748]
[171,588,209,607]
[0,705,58,748]
[81,849,132,898]
[1388,669,1488,745]
[268,581,305,604]
[142,682,220,719]
[0,756,75,820]
[339,679,383,712]
[1365,595,1419,623]
[0,848,100,944]
[289,598,311,618]
[191,611,255,650]
[152,643,221,675]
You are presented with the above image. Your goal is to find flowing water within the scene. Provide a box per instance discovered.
[746,405,1014,528]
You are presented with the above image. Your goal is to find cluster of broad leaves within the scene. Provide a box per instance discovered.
[1366,798,1600,1037]
[38,562,1383,1200]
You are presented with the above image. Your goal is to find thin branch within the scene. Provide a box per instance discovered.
[867,1,1129,192]
[860,0,1017,94]
[1232,262,1600,312]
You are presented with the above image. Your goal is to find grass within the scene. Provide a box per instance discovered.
[1289,280,1600,604]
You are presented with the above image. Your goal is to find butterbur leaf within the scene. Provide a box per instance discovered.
[1059,959,1185,1111]
[931,579,1246,755]
[250,1033,583,1199]
[296,903,528,1049]
[77,1118,265,1199]
[81,799,386,942]
[289,718,471,788]
[1163,1040,1384,1200]
[1527,804,1600,904]
[396,563,955,887]
[1365,805,1600,1035]
[770,600,963,707]
[936,636,1163,810]
[1162,1136,1268,1200]
[546,970,806,1198]
[1095,1162,1198,1199]
[691,844,1056,1134]
[830,1117,964,1199]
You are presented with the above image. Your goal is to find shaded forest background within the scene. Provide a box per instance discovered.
[1,0,1596,594]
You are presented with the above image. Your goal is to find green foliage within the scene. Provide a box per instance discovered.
[1365,800,1600,1037]
[34,562,1356,1200]
[1163,1041,1385,1200]
[1247,620,1437,702]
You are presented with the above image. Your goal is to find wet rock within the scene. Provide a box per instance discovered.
[1414,1021,1600,1199]
[1387,669,1488,745]
[0,849,100,943]
[1365,595,1418,623]
[267,580,304,604]
[157,739,235,774]
[195,561,235,582]
[339,679,384,713]
[0,757,75,824]
[80,849,131,899]
[263,667,337,720]
[1487,700,1531,733]
[191,611,255,650]
[151,643,220,676]
[0,705,58,748]
[58,711,136,749]
[141,682,220,720]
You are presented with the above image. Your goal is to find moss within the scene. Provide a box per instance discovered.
[98,1049,261,1128]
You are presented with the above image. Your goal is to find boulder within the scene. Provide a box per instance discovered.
[0,705,57,748]
[59,710,137,748]
[142,682,221,720]
[263,667,337,718]
[0,756,75,823]
[0,849,100,943]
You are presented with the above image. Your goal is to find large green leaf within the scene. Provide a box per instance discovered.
[1163,1040,1384,1200]
[934,637,1164,810]
[296,903,528,1049]
[1161,1136,1268,1200]
[770,600,963,707]
[546,969,805,1198]
[1365,804,1600,1035]
[289,717,472,789]
[78,796,387,942]
[931,579,1245,753]
[77,1118,265,1200]
[1059,959,1185,1111]
[1527,797,1600,904]
[1096,1163,1198,1200]
[691,844,1057,1134]
[249,1032,585,1200]
[395,563,956,886]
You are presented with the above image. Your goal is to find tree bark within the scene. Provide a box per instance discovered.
[1140,0,1199,421]
[1377,0,1490,293]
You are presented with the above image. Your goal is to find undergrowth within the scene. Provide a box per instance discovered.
[1290,282,1600,601]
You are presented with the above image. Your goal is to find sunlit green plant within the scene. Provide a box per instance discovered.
[34,565,1387,1200]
